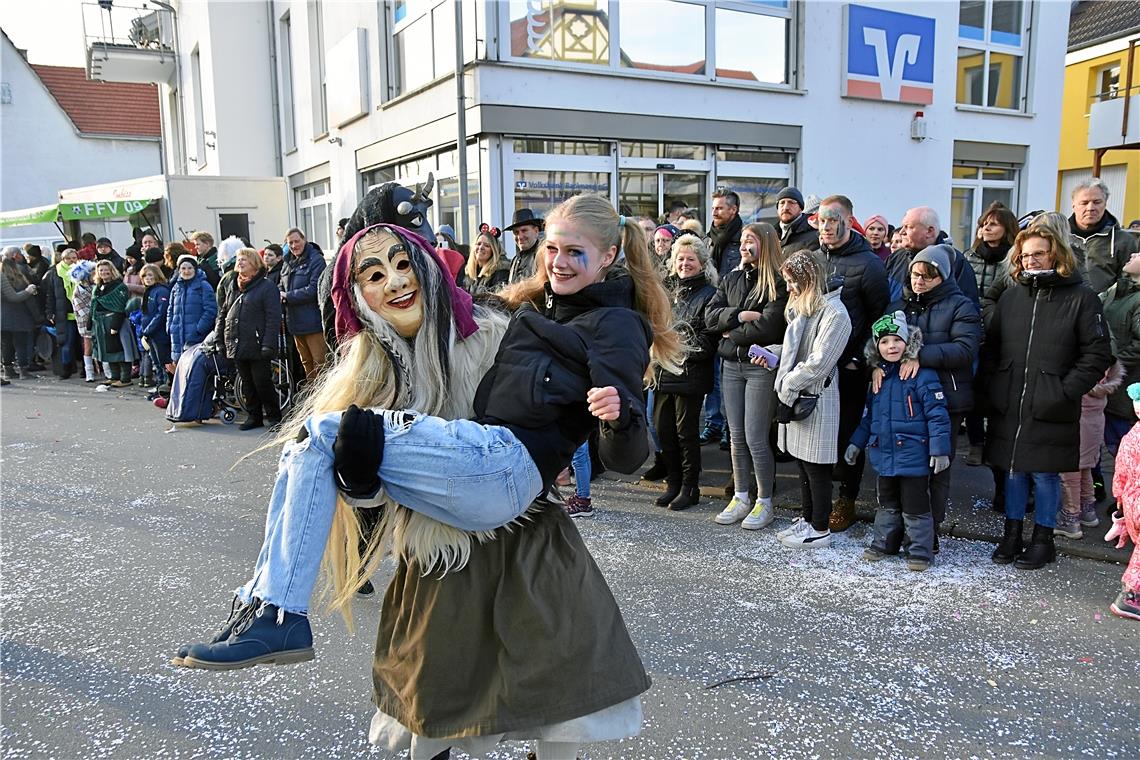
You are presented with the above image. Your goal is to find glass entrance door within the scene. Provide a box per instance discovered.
[618,171,707,224]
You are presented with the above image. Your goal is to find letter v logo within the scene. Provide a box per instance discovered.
[863,28,922,101]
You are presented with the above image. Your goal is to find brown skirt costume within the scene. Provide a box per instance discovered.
[372,503,650,739]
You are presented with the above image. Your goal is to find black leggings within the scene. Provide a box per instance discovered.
[798,459,833,531]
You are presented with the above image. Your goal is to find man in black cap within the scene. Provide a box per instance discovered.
[505,208,544,284]
[775,186,819,256]
[94,237,126,274]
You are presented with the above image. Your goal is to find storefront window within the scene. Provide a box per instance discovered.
[717,176,787,223]
[662,173,705,224]
[387,0,477,100]
[956,0,1028,111]
[512,139,609,155]
[514,169,610,217]
[621,142,705,160]
[618,1,705,75]
[438,176,481,244]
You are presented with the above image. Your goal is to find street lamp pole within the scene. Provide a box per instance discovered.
[453,0,470,246]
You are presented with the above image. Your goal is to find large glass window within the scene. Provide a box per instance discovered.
[618,1,705,75]
[621,142,705,160]
[295,179,333,253]
[956,0,1028,110]
[714,6,789,84]
[503,0,795,87]
[508,0,610,65]
[717,176,787,224]
[307,0,328,136]
[514,169,611,217]
[513,139,609,155]
[950,164,1018,250]
[387,0,477,100]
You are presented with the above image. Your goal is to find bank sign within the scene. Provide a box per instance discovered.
[842,4,936,105]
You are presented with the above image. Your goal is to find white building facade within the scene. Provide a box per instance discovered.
[118,0,1070,255]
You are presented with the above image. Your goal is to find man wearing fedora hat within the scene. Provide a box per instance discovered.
[505,208,544,284]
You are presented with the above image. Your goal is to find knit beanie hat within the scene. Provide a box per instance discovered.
[654,223,683,240]
[176,254,199,270]
[872,311,910,344]
[143,247,164,264]
[776,186,805,209]
[912,245,954,280]
[96,237,113,247]
[1128,383,1140,416]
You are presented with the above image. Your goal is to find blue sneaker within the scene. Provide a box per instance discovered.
[178,600,314,670]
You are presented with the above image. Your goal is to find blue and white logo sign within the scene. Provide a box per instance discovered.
[843,4,936,105]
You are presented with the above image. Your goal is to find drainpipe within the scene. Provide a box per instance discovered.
[265,0,284,177]
[454,0,469,245]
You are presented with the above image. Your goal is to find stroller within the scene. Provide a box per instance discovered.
[164,341,240,424]
[232,316,296,418]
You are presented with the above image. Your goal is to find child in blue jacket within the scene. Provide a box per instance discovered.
[846,311,951,570]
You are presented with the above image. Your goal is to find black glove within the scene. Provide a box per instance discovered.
[333,405,385,498]
[260,346,276,360]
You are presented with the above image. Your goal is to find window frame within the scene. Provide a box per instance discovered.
[294,179,334,254]
[382,0,479,103]
[278,12,297,153]
[189,46,206,169]
[497,0,798,91]
[956,0,1032,113]
[307,0,329,138]
[949,163,1020,249]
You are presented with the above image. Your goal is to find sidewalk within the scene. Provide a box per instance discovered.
[607,435,1130,565]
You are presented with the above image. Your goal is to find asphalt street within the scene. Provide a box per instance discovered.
[1,375,1137,759]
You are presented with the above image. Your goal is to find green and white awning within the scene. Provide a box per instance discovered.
[0,203,60,228]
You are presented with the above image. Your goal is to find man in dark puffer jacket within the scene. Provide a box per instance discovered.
[817,194,890,531]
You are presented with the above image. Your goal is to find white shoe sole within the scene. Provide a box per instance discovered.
[741,513,774,531]
[714,510,750,525]
[1053,527,1083,539]
[779,533,831,549]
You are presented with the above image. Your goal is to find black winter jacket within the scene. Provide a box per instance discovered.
[820,231,891,368]
[963,240,1010,300]
[779,214,819,256]
[885,246,980,306]
[655,273,718,396]
[508,240,541,284]
[889,277,982,414]
[216,273,282,361]
[473,274,651,488]
[42,263,73,330]
[706,215,742,280]
[982,270,1113,473]
[281,242,326,336]
[706,263,788,362]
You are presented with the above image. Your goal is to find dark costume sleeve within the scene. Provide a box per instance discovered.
[584,310,652,474]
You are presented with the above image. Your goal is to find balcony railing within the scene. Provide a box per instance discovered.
[82,1,176,84]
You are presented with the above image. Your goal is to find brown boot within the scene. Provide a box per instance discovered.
[828,496,857,532]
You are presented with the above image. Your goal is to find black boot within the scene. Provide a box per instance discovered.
[991,518,1023,564]
[1014,523,1056,570]
[642,452,667,482]
[656,478,681,507]
[668,484,701,511]
[655,451,682,506]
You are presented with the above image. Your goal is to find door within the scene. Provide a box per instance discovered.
[218,213,251,247]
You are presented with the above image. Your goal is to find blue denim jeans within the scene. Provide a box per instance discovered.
[702,358,724,430]
[645,387,661,451]
[571,441,591,499]
[1005,471,1061,529]
[238,409,544,613]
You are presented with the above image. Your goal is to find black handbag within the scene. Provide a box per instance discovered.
[775,392,819,423]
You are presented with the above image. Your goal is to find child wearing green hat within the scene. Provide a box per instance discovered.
[846,311,951,570]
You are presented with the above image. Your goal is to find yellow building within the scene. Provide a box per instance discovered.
[1056,2,1140,225]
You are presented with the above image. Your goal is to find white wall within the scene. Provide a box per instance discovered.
[171,0,277,177]
[0,35,160,245]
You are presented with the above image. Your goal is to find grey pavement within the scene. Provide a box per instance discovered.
[1,374,1138,760]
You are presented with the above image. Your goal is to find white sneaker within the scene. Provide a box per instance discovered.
[741,499,774,530]
[714,496,751,525]
[777,518,805,539]
[779,521,831,549]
